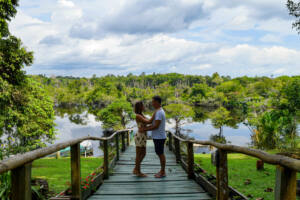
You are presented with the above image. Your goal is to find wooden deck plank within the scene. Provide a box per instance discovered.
[89,193,211,200]
[89,140,212,200]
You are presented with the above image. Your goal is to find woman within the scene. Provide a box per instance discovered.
[133,101,155,177]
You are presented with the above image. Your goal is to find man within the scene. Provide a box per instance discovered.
[140,96,166,178]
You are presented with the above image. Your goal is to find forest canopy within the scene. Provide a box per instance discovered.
[31,73,300,150]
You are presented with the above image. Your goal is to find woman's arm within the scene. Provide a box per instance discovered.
[136,114,153,124]
[148,112,156,124]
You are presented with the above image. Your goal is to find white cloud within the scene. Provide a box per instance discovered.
[190,64,212,70]
[8,0,300,77]
[260,34,282,43]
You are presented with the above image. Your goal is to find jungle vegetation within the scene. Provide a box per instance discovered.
[30,73,300,151]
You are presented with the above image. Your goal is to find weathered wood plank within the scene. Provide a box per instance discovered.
[71,143,81,200]
[11,163,32,200]
[115,133,119,161]
[216,149,229,200]
[89,140,211,200]
[275,165,297,200]
[89,193,211,200]
[187,141,195,179]
[121,132,126,152]
[103,140,109,179]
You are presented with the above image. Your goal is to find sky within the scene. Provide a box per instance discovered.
[10,0,300,77]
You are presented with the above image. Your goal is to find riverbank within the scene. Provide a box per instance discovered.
[32,157,103,194]
[194,153,299,200]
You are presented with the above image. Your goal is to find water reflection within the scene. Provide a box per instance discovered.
[53,107,253,157]
[54,112,103,156]
[179,120,251,146]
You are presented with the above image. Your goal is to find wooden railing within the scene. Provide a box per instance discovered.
[0,129,132,200]
[167,131,300,200]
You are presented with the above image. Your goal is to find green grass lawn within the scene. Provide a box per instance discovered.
[32,157,103,194]
[195,153,299,200]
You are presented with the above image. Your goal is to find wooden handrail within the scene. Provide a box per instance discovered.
[167,130,299,200]
[0,129,132,174]
[167,131,300,172]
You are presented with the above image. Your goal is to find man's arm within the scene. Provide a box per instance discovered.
[141,120,161,132]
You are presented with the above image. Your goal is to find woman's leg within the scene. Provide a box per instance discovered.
[134,147,142,174]
[140,147,146,163]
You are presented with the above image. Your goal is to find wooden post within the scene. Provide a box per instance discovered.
[71,143,81,200]
[56,151,61,159]
[11,163,32,200]
[168,132,173,151]
[115,133,120,161]
[187,142,194,179]
[275,165,297,200]
[216,149,229,200]
[103,140,109,179]
[121,132,126,152]
[174,138,181,163]
[127,130,130,146]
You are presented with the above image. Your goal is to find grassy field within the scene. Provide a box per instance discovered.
[32,157,103,194]
[195,153,298,200]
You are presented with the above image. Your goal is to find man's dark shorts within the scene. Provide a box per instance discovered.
[153,139,166,155]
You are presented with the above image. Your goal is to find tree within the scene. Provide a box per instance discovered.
[0,0,34,85]
[164,103,194,134]
[287,0,300,34]
[0,77,56,154]
[189,83,212,105]
[0,0,55,155]
[210,106,237,143]
[96,99,134,130]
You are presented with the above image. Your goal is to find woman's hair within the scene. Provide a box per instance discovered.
[134,101,144,115]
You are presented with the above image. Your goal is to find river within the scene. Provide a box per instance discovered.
[53,110,252,156]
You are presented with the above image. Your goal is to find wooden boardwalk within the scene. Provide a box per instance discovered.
[89,140,212,200]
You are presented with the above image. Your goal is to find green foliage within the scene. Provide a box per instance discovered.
[210,106,234,130]
[32,157,103,194]
[0,149,11,199]
[0,0,34,85]
[287,0,300,34]
[0,36,33,85]
[195,153,276,200]
[31,73,300,150]
[164,103,194,132]
[0,0,19,37]
[96,99,134,130]
[189,83,212,104]
[0,77,56,154]
[0,0,56,156]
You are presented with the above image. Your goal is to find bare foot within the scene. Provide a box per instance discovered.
[154,171,166,178]
[136,173,148,177]
[132,168,138,175]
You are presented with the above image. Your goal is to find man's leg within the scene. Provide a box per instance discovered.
[154,139,166,177]
[158,153,166,174]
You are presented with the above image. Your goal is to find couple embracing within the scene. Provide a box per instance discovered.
[133,96,166,178]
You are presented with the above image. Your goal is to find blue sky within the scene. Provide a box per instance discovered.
[10,0,300,77]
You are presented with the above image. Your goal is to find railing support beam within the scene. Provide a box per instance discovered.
[11,163,32,200]
[168,132,173,151]
[174,138,181,163]
[121,132,126,152]
[115,133,120,161]
[187,141,194,179]
[216,149,229,200]
[71,143,81,200]
[275,165,297,200]
[103,140,109,179]
[127,130,130,146]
